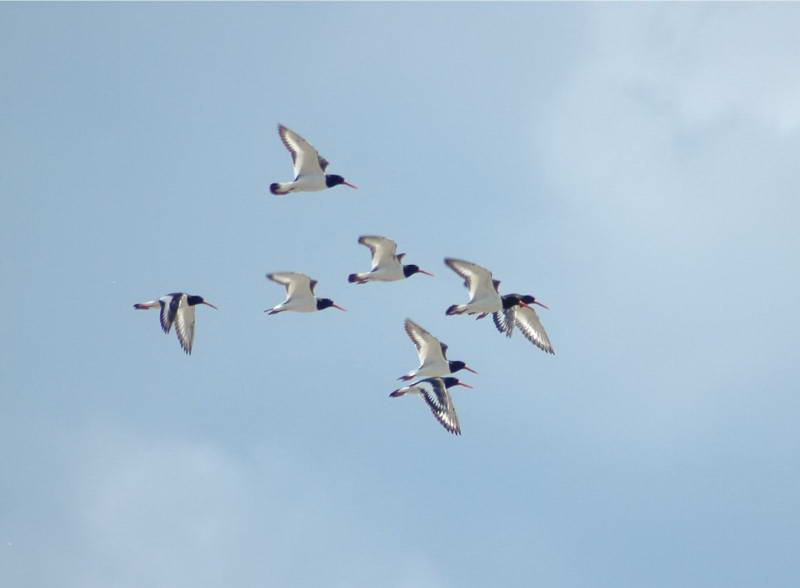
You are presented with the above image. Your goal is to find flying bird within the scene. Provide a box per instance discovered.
[398,318,477,381]
[493,294,555,354]
[390,377,472,436]
[348,235,434,284]
[443,257,503,318]
[269,124,358,195]
[133,292,217,354]
[265,272,346,314]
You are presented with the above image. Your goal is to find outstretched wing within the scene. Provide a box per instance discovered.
[358,235,399,271]
[159,293,182,334]
[421,379,461,435]
[514,306,555,354]
[278,124,329,180]
[492,308,515,338]
[444,258,498,303]
[404,318,447,365]
[266,272,315,301]
[174,302,196,355]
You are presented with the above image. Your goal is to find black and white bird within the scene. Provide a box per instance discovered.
[348,235,434,284]
[264,272,346,314]
[269,124,358,195]
[443,258,503,318]
[133,292,217,354]
[390,377,472,436]
[493,294,555,354]
[398,318,477,381]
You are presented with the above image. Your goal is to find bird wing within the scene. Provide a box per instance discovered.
[444,258,497,302]
[404,318,447,365]
[492,307,515,337]
[159,293,182,334]
[173,299,196,355]
[358,235,399,271]
[420,379,461,435]
[278,124,329,180]
[267,272,315,302]
[514,306,555,354]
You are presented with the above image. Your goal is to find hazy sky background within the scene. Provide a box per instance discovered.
[2,3,799,587]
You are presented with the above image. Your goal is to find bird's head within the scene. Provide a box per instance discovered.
[448,360,478,375]
[325,174,358,189]
[402,264,435,278]
[317,298,347,312]
[504,294,548,310]
[187,295,218,309]
[442,377,473,389]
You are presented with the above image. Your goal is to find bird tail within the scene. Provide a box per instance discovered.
[270,182,292,195]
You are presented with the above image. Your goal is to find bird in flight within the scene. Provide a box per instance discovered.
[398,318,477,381]
[270,124,358,195]
[390,377,472,436]
[264,272,346,314]
[133,292,217,354]
[348,235,434,284]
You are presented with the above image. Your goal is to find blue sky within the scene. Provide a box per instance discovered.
[2,3,799,587]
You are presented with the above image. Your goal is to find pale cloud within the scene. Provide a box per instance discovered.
[539,4,800,231]
[15,425,449,588]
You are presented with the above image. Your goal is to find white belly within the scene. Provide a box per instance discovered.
[367,264,405,281]
[291,176,326,192]
[465,293,502,314]
[413,361,450,380]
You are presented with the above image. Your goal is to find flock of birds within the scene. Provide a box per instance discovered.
[134,125,555,435]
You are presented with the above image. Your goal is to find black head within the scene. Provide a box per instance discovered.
[501,294,522,309]
[448,360,478,375]
[402,264,435,278]
[325,174,358,189]
[502,293,546,310]
[187,295,218,309]
[440,377,473,389]
[316,298,347,312]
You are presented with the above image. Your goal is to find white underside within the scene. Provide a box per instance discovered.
[356,264,405,282]
[271,296,317,313]
[278,175,326,193]
[460,293,502,314]
[405,361,450,380]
